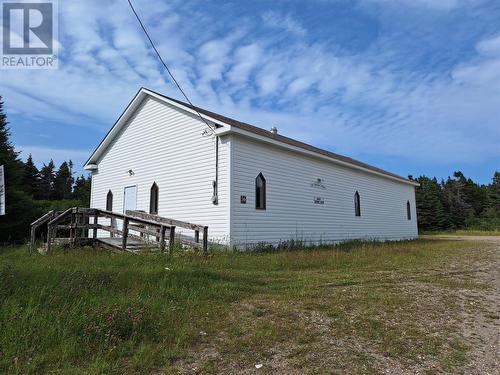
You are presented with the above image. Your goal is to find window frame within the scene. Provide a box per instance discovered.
[354,191,361,217]
[255,173,266,210]
[407,200,411,220]
[150,182,159,215]
[106,190,113,211]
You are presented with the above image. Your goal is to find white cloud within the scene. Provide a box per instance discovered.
[262,11,307,36]
[255,61,285,95]
[227,43,263,85]
[368,0,464,10]
[198,39,233,82]
[476,34,500,56]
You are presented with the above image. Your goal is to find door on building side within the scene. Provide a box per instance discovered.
[123,185,137,213]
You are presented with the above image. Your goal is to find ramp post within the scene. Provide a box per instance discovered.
[159,225,166,252]
[93,211,98,239]
[169,226,175,254]
[203,226,208,255]
[122,218,129,250]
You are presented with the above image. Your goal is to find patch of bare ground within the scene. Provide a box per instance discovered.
[165,240,500,374]
[457,242,500,374]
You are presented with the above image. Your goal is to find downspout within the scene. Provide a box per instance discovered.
[212,135,219,205]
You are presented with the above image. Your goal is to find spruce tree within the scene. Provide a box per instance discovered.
[0,96,36,242]
[38,160,55,200]
[73,174,91,206]
[462,176,489,218]
[491,171,500,217]
[415,176,447,231]
[53,161,73,200]
[0,97,22,185]
[23,154,40,197]
[442,172,474,228]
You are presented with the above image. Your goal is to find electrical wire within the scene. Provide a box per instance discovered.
[126,0,216,133]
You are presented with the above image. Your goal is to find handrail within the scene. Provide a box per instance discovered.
[125,210,206,231]
[30,210,57,253]
[97,209,171,228]
[31,210,55,227]
[47,207,74,226]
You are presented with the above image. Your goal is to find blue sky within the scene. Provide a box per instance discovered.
[1,0,499,183]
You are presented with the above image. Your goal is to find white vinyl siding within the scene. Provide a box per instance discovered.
[230,135,418,247]
[90,96,230,242]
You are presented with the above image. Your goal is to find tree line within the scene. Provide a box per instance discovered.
[415,172,500,232]
[23,156,90,202]
[0,96,91,242]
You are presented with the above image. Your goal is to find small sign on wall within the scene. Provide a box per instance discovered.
[311,178,326,189]
[314,197,325,205]
[240,195,247,204]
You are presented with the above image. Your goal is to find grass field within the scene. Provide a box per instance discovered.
[1,239,499,374]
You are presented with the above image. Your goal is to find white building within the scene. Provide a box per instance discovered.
[84,88,418,248]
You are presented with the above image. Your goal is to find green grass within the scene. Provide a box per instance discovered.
[0,240,493,374]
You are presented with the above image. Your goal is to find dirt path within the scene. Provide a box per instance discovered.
[421,235,500,243]
[422,235,500,374]
[458,242,500,374]
[422,235,500,373]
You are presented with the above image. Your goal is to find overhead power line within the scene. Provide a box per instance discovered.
[126,0,216,133]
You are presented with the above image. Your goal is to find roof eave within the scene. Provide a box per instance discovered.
[84,163,98,171]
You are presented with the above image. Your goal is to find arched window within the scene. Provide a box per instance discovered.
[407,200,411,220]
[150,182,159,215]
[255,173,266,210]
[106,190,113,211]
[354,191,361,217]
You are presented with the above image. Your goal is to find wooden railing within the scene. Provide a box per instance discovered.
[31,207,209,254]
[125,210,209,252]
[95,209,177,253]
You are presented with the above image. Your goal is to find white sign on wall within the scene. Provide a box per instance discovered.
[0,165,5,215]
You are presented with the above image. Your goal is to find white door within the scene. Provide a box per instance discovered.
[123,186,137,213]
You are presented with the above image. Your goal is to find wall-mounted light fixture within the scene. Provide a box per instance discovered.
[128,169,134,176]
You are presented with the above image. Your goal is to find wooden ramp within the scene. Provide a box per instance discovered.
[31,207,209,254]
[97,237,153,253]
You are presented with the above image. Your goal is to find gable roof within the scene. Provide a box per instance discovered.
[85,87,417,186]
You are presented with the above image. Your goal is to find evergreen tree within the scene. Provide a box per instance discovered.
[0,97,22,185]
[73,174,91,206]
[23,154,40,197]
[442,172,474,228]
[462,176,489,218]
[490,171,500,217]
[53,161,73,200]
[0,96,36,242]
[37,160,55,200]
[415,176,448,231]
